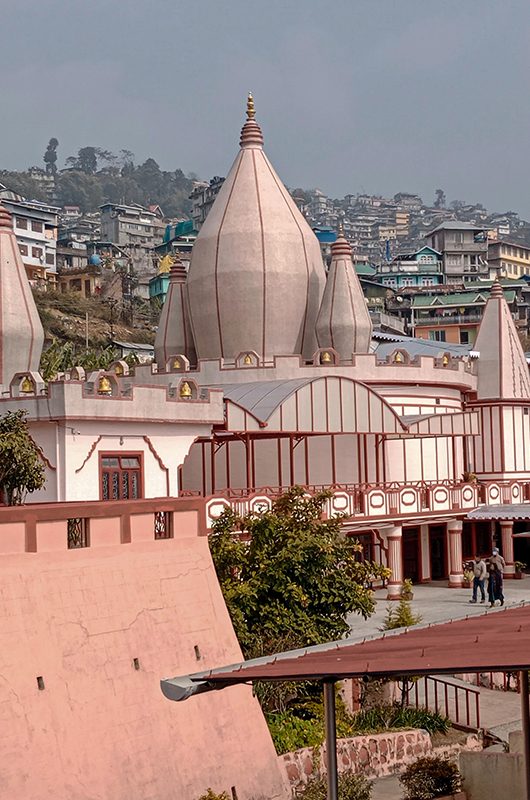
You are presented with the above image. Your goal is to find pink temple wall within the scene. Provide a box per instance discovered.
[0,500,289,800]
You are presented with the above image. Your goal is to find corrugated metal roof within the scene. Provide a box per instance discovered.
[375,338,475,360]
[412,291,519,307]
[467,504,530,520]
[221,379,314,423]
[161,605,530,700]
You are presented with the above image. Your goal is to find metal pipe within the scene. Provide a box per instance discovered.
[520,671,530,800]
[323,680,338,800]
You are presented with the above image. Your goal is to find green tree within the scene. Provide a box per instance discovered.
[0,171,49,202]
[55,171,103,211]
[0,410,46,505]
[39,338,138,381]
[209,487,390,657]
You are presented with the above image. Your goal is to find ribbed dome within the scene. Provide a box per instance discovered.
[187,95,326,362]
[154,254,197,368]
[0,203,44,387]
[315,229,373,358]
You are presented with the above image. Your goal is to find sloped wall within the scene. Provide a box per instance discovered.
[0,510,289,800]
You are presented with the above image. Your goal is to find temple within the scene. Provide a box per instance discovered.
[1,95,530,799]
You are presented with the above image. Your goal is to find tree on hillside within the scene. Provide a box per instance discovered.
[0,410,46,505]
[0,171,49,203]
[209,487,390,658]
[433,188,446,209]
[43,137,59,175]
[56,171,103,211]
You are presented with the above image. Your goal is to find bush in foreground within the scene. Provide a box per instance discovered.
[350,704,450,736]
[399,755,462,799]
[297,774,372,800]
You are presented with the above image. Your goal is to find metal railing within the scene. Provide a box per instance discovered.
[405,675,481,730]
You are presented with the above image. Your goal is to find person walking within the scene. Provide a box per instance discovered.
[490,547,506,574]
[469,555,487,603]
[488,562,504,607]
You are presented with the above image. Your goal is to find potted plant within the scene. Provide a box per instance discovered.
[515,561,526,580]
[401,578,414,600]
[462,471,477,484]
[462,569,474,589]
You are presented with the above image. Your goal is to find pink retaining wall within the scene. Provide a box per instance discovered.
[0,499,289,800]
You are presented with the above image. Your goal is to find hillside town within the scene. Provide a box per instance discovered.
[4,154,530,355]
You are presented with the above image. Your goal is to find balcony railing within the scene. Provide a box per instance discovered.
[414,313,484,327]
[195,478,530,529]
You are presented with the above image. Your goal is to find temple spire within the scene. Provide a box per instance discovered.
[315,225,372,359]
[154,252,197,368]
[246,92,255,120]
[239,92,264,148]
[474,280,530,400]
[0,202,44,388]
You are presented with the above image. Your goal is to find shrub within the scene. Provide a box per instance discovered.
[380,599,422,631]
[399,755,462,799]
[297,774,372,800]
[197,791,230,800]
[349,704,450,736]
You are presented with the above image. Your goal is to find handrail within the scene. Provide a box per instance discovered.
[407,675,480,731]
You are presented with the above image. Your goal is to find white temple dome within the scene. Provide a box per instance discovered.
[187,94,326,362]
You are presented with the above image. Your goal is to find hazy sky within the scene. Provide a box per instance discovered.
[2,0,530,215]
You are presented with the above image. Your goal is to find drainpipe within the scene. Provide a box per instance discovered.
[323,680,338,800]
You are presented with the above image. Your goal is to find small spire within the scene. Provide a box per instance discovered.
[0,203,12,230]
[491,279,504,299]
[338,220,345,238]
[246,92,256,120]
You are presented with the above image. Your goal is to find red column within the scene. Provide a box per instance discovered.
[448,519,464,588]
[386,525,403,600]
[501,520,515,578]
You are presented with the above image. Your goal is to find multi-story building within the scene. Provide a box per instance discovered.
[425,221,489,283]
[488,240,530,279]
[99,203,163,266]
[1,197,59,285]
[377,246,443,289]
[411,285,528,346]
[189,176,225,229]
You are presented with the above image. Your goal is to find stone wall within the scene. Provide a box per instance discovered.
[280,729,431,790]
[280,730,482,791]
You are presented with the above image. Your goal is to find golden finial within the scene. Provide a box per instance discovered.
[394,352,404,364]
[173,357,182,370]
[247,92,256,120]
[338,221,344,237]
[179,381,192,399]
[243,353,252,365]
[321,351,332,363]
[20,375,34,394]
[442,354,449,366]
[114,363,124,376]
[97,375,113,395]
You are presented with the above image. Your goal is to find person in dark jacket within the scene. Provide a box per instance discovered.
[488,562,504,607]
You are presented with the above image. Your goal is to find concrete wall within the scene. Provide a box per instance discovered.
[0,499,289,800]
[460,750,525,800]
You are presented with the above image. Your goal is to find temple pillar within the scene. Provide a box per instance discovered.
[448,520,464,588]
[386,525,403,600]
[501,520,515,578]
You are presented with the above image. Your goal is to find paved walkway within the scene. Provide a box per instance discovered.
[348,578,530,639]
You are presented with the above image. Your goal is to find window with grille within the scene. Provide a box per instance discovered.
[99,453,143,500]
[67,518,89,548]
[154,511,172,539]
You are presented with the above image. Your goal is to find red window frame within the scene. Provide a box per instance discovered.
[99,452,144,500]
